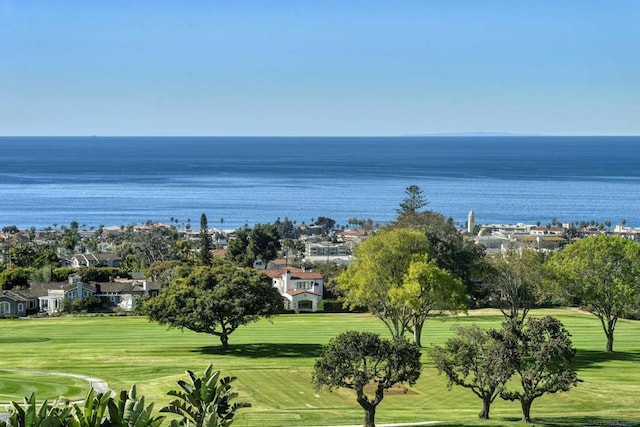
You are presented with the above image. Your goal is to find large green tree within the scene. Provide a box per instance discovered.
[8,245,37,268]
[488,248,545,322]
[395,185,428,220]
[246,223,281,266]
[144,261,283,349]
[431,325,513,419]
[499,317,580,423]
[548,235,640,352]
[225,224,280,268]
[391,257,466,346]
[0,267,33,290]
[392,186,486,302]
[225,228,250,266]
[338,228,465,345]
[313,331,422,427]
[338,228,430,340]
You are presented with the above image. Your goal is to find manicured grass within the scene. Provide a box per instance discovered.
[0,371,87,402]
[0,309,639,426]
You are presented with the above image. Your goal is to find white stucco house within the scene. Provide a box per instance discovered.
[263,267,323,312]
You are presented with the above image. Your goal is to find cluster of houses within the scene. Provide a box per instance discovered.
[0,252,326,318]
[471,224,569,254]
[4,215,636,319]
[0,272,161,317]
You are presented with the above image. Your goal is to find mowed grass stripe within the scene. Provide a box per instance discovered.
[0,309,639,426]
[0,372,87,401]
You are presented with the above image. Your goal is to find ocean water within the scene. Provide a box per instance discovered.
[1,136,639,230]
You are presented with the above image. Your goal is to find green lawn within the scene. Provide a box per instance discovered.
[0,309,639,426]
[0,371,87,402]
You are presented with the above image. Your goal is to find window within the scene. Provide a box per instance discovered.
[298,300,312,311]
[17,303,24,313]
[0,301,11,315]
[297,281,311,290]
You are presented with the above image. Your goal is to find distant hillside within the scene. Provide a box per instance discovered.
[403,131,546,137]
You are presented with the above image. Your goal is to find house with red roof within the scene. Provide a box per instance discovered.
[263,267,323,312]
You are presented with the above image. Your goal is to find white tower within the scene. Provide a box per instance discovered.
[467,210,475,234]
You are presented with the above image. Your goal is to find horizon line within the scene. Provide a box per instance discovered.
[2,133,640,138]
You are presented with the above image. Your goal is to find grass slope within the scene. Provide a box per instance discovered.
[0,309,638,426]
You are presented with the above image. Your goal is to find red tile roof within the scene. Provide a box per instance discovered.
[286,290,322,297]
[262,267,322,280]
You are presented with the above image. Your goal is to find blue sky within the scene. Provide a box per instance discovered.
[1,1,639,136]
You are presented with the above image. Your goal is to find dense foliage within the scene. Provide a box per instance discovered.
[143,261,283,348]
[431,325,513,419]
[498,317,580,423]
[0,365,247,427]
[338,228,467,345]
[548,235,640,352]
[313,331,422,427]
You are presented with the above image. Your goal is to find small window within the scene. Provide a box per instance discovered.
[0,301,11,314]
[17,303,24,313]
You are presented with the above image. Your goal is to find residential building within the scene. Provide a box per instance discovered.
[263,267,323,312]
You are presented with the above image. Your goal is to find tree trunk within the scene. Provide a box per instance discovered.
[363,407,376,427]
[606,332,614,353]
[219,333,229,349]
[520,398,533,423]
[413,322,423,347]
[478,397,491,419]
[356,388,378,427]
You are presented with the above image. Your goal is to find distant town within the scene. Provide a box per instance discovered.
[1,212,638,318]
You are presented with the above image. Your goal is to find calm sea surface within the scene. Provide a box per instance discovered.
[1,136,639,230]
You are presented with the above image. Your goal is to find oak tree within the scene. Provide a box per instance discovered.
[144,261,283,349]
[313,331,421,427]
[431,325,513,419]
[499,317,580,423]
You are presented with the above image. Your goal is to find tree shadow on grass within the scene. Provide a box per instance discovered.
[191,342,323,358]
[572,349,640,371]
[434,417,639,426]
[532,416,640,426]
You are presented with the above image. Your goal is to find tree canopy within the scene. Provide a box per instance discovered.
[199,213,213,266]
[392,190,486,302]
[396,185,428,219]
[499,317,580,423]
[431,325,513,419]
[225,224,280,267]
[313,331,422,427]
[488,248,545,322]
[338,228,430,340]
[391,257,466,346]
[338,228,466,345]
[143,261,283,349]
[547,235,640,352]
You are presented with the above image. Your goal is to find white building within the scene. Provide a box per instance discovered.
[263,268,324,312]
